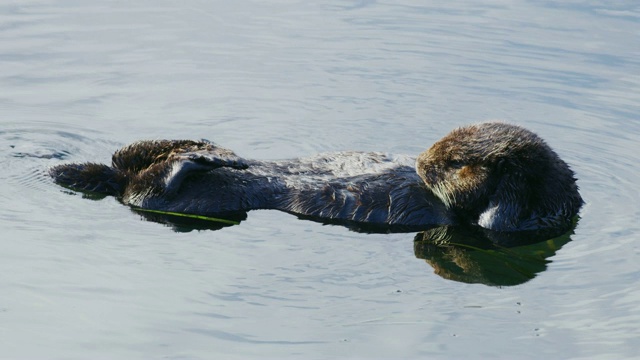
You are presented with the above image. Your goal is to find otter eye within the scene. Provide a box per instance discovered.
[449,160,464,169]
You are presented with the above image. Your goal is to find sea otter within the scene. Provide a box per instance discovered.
[49,122,583,232]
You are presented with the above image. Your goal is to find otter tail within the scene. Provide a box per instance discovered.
[49,163,127,197]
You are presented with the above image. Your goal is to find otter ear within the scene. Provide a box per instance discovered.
[496,158,506,174]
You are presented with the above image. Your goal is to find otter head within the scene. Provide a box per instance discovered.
[416,122,583,231]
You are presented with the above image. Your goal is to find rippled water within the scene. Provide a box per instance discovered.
[1,1,639,359]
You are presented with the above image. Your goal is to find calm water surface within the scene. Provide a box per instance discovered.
[1,1,639,359]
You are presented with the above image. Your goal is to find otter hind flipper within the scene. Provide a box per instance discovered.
[49,163,126,196]
[151,143,249,196]
[112,139,248,171]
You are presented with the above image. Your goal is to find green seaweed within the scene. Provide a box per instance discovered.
[132,207,240,225]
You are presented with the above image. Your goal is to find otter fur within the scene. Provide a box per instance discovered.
[50,122,583,232]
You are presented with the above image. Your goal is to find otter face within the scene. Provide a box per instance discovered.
[416,122,543,214]
[417,122,583,231]
[416,123,507,211]
[416,129,494,211]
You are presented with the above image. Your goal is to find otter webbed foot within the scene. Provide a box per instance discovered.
[131,141,250,199]
[51,139,250,205]
[112,139,247,172]
[167,143,250,183]
[50,162,127,196]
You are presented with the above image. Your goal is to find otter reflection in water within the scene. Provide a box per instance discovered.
[50,122,583,233]
[131,209,577,286]
[414,224,575,286]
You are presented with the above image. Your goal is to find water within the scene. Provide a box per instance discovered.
[1,1,639,358]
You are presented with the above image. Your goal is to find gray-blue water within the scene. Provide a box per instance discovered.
[1,1,639,359]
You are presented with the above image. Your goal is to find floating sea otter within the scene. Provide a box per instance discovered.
[49,122,583,232]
